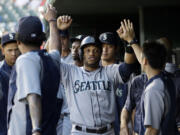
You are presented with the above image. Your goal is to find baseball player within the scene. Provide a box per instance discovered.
[120,37,180,135]
[0,33,20,77]
[8,5,63,135]
[53,15,138,135]
[99,32,139,135]
[70,35,86,66]
[0,33,20,135]
[117,19,177,135]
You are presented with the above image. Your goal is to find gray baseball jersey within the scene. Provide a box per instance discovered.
[8,50,62,135]
[61,53,74,64]
[60,60,130,127]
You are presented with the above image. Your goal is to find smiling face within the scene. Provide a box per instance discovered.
[83,44,101,68]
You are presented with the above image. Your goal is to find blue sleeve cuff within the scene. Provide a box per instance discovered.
[119,63,136,83]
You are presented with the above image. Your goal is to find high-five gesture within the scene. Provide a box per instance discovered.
[117,19,135,43]
[42,4,57,22]
[57,15,72,30]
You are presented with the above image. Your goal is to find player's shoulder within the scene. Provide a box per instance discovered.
[16,51,40,65]
[145,77,164,94]
[60,61,81,71]
[103,63,119,70]
[131,73,147,86]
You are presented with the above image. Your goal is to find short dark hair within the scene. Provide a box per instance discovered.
[143,41,167,70]
[16,32,46,47]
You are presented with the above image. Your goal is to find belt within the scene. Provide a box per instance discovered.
[75,123,114,134]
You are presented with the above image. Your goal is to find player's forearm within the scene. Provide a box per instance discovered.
[131,44,143,65]
[27,94,42,130]
[121,108,130,128]
[145,126,158,135]
[124,52,136,64]
[49,21,61,52]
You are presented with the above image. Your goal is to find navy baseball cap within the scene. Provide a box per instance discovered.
[1,33,16,47]
[70,35,86,43]
[99,32,117,46]
[17,16,43,40]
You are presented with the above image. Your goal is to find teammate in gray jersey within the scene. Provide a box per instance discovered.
[117,19,177,135]
[53,16,137,135]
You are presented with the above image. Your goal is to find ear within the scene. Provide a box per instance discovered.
[17,41,21,46]
[143,57,148,66]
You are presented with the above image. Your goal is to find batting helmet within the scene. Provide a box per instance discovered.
[79,36,102,60]
[70,35,86,43]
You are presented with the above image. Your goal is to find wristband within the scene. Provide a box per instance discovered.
[32,127,42,134]
[129,38,138,46]
[48,19,57,22]
[125,46,134,53]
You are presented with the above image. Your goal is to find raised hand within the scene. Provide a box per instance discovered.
[42,4,57,22]
[117,19,135,43]
[57,15,72,30]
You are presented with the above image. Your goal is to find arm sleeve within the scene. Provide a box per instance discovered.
[124,80,136,112]
[16,56,41,102]
[119,63,136,83]
[105,64,124,85]
[49,50,61,63]
[144,89,164,130]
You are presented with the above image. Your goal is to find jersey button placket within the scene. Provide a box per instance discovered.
[91,91,102,127]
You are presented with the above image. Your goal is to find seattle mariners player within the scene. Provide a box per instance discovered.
[55,15,137,135]
[0,33,20,77]
[70,35,86,66]
[117,19,177,135]
[8,4,63,135]
[0,33,20,135]
[99,32,134,135]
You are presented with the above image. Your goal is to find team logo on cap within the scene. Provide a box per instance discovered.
[102,34,107,41]
[31,33,36,38]
[9,34,14,40]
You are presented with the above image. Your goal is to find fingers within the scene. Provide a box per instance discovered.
[130,22,134,30]
[120,19,134,32]
[123,19,129,31]
[58,15,72,23]
[47,4,50,11]
[48,4,57,13]
[121,21,126,33]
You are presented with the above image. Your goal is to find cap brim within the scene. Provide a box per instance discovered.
[100,40,116,46]
[2,40,17,46]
